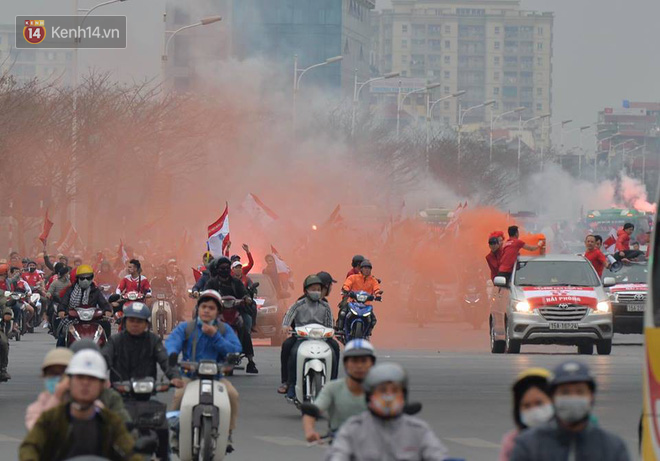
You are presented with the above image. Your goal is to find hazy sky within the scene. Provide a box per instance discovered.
[5,0,660,147]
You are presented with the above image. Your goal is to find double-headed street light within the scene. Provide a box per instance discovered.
[426,90,466,152]
[517,113,551,175]
[490,106,525,163]
[396,82,442,137]
[457,99,496,167]
[292,55,343,134]
[351,71,400,138]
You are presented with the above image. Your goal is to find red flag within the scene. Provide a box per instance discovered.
[324,204,344,227]
[603,228,617,252]
[38,209,54,244]
[192,267,202,282]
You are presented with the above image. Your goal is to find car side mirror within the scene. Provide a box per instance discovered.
[493,276,507,287]
[603,277,616,288]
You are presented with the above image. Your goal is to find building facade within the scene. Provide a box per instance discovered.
[372,0,553,131]
[165,0,376,95]
[0,25,73,86]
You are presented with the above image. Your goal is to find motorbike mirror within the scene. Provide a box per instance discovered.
[404,402,423,415]
[168,353,179,368]
[300,402,321,418]
[252,282,260,289]
[225,352,241,364]
[3,291,10,297]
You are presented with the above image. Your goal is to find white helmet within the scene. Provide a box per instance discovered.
[66,349,107,380]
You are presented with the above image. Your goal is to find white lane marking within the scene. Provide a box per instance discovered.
[445,437,500,449]
[0,434,23,443]
[254,436,309,447]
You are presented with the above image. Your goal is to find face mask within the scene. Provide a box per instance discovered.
[196,317,216,327]
[307,291,322,302]
[44,376,61,394]
[369,392,405,419]
[554,396,592,424]
[78,280,92,290]
[218,268,231,278]
[29,267,36,273]
[520,403,554,428]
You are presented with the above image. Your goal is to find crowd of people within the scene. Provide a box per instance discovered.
[0,233,636,460]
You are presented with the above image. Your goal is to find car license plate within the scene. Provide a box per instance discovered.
[549,322,578,330]
[627,305,645,312]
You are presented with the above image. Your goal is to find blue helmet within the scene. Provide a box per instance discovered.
[123,302,150,321]
[550,361,596,392]
[344,339,376,361]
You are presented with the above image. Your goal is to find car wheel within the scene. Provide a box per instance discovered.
[577,343,593,355]
[505,322,521,354]
[596,339,612,355]
[490,317,505,354]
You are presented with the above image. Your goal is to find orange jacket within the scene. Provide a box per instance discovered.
[342,274,381,295]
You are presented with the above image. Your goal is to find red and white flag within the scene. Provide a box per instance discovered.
[241,193,279,227]
[270,245,291,274]
[192,267,203,282]
[118,239,129,264]
[55,222,82,254]
[208,203,230,257]
[324,204,344,228]
[603,228,618,253]
[38,208,54,245]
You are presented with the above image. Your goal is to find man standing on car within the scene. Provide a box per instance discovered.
[486,236,502,281]
[498,226,543,284]
[584,235,610,278]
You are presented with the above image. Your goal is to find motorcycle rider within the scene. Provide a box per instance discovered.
[510,360,630,461]
[58,265,113,346]
[19,349,139,460]
[103,301,184,459]
[499,368,553,461]
[0,305,12,382]
[8,266,35,331]
[166,259,188,320]
[337,260,381,333]
[22,260,44,290]
[205,257,258,374]
[25,348,74,430]
[347,255,365,279]
[317,271,337,300]
[0,264,31,327]
[165,289,242,453]
[95,260,118,293]
[326,362,448,461]
[303,339,375,442]
[113,259,152,309]
[279,275,338,400]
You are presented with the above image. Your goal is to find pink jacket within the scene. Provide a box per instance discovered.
[25,392,61,431]
[499,429,520,461]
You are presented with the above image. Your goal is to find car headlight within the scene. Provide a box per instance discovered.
[515,301,531,313]
[596,301,610,313]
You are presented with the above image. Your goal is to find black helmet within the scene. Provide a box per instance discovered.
[303,275,323,290]
[123,302,151,321]
[317,271,337,288]
[351,255,365,268]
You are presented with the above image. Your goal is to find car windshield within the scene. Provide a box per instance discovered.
[249,274,277,303]
[514,260,600,287]
[604,262,649,284]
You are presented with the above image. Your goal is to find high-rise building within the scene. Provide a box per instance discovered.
[0,25,73,86]
[372,0,553,132]
[165,0,376,95]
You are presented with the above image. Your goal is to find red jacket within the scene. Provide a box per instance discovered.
[346,267,360,279]
[616,229,631,252]
[242,252,254,276]
[22,271,44,289]
[116,275,151,296]
[485,250,502,280]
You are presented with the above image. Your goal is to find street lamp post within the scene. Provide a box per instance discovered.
[351,70,399,138]
[396,82,441,137]
[595,132,621,182]
[457,99,496,167]
[292,55,343,135]
[517,113,551,175]
[558,119,573,154]
[576,125,592,178]
[490,106,525,163]
[426,90,465,152]
[162,15,223,84]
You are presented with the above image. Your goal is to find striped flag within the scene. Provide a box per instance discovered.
[208,203,230,257]
[241,193,279,227]
[270,245,291,275]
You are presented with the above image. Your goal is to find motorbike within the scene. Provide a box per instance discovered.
[340,291,380,344]
[462,284,487,330]
[152,292,175,340]
[65,305,108,347]
[6,291,29,338]
[293,323,335,406]
[3,291,22,341]
[219,296,245,373]
[168,353,238,461]
[114,377,171,459]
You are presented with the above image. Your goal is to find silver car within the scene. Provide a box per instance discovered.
[489,254,615,355]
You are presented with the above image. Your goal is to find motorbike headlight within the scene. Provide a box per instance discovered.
[128,293,138,301]
[350,309,359,316]
[156,294,166,300]
[515,301,532,313]
[198,362,219,376]
[596,301,611,313]
[308,328,325,339]
[132,380,154,394]
[363,311,372,316]
[356,293,368,303]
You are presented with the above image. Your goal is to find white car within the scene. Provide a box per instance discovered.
[489,254,615,355]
